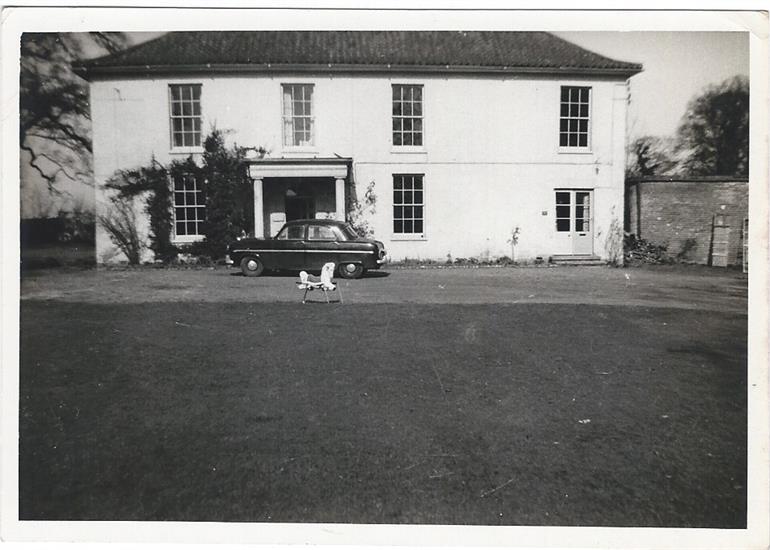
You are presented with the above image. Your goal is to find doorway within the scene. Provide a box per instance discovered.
[554,189,594,255]
[285,195,315,221]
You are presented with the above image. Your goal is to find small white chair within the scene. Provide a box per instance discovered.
[297,262,343,304]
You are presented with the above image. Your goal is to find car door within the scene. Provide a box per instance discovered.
[305,224,340,270]
[271,223,307,270]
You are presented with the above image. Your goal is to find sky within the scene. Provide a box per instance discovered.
[20,30,751,217]
[557,31,750,138]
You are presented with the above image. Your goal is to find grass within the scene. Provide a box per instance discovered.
[19,301,747,526]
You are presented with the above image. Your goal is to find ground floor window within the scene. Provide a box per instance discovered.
[393,174,424,234]
[174,174,205,237]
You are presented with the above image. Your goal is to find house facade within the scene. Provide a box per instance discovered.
[80,31,642,263]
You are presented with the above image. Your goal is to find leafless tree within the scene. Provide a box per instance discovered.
[626,135,678,177]
[98,196,144,264]
[20,32,129,193]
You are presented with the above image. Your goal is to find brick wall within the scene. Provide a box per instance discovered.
[625,177,748,265]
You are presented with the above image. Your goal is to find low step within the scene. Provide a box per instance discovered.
[550,255,605,266]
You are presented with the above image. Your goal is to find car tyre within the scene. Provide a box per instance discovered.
[240,256,264,277]
[338,262,364,279]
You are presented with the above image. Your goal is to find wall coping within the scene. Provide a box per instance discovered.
[626,176,749,184]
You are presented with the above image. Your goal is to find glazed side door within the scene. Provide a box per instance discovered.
[305,224,340,270]
[554,190,594,255]
[270,223,307,270]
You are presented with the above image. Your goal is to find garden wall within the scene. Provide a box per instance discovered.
[625,177,748,265]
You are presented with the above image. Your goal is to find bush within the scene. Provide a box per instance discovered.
[197,130,255,259]
[98,195,144,265]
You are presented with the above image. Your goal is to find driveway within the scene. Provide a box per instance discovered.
[20,264,748,313]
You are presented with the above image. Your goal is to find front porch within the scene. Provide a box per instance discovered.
[247,158,351,238]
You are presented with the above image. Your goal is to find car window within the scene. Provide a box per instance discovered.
[276,225,305,239]
[308,225,337,241]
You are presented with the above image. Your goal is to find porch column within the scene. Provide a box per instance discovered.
[252,177,264,238]
[335,178,346,222]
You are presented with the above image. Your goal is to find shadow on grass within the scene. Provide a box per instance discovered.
[229,269,391,279]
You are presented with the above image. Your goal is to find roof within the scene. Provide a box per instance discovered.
[77,31,642,78]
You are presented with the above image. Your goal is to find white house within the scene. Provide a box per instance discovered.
[79,31,642,263]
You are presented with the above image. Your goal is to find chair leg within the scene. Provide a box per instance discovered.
[302,288,309,303]
[324,289,330,303]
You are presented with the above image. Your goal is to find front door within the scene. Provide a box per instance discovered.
[555,190,594,255]
[285,195,315,221]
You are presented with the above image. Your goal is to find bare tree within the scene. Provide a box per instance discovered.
[98,196,144,265]
[627,135,678,177]
[20,32,129,193]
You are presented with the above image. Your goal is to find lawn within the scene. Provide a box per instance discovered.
[19,299,747,527]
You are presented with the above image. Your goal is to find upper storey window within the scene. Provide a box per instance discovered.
[392,84,423,147]
[169,84,202,148]
[283,84,314,147]
[559,86,591,150]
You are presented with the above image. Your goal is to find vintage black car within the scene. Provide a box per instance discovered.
[226,219,387,279]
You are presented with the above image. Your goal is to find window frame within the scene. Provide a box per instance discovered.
[172,173,206,242]
[282,83,316,150]
[557,85,592,153]
[391,173,426,240]
[168,83,203,153]
[391,84,425,152]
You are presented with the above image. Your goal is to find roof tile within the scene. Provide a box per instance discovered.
[82,31,642,76]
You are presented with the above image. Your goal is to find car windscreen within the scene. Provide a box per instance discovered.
[341,224,359,240]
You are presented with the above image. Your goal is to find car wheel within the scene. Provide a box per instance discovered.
[240,256,264,277]
[338,262,364,279]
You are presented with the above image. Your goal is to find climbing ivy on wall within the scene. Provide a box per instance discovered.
[104,129,265,263]
[104,156,179,262]
[346,179,377,238]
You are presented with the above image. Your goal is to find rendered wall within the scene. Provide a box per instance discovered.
[90,73,631,263]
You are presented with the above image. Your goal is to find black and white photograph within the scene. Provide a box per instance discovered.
[1,4,768,549]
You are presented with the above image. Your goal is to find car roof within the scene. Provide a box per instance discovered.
[285,219,345,226]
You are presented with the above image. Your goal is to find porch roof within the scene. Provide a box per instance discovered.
[246,157,352,180]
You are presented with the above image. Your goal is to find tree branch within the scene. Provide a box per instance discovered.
[35,151,90,182]
[20,143,66,195]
